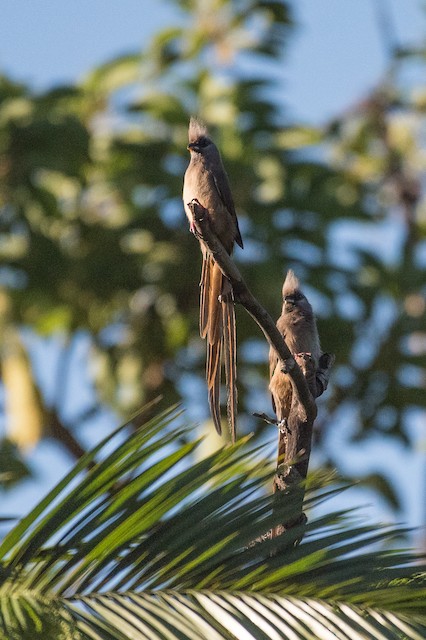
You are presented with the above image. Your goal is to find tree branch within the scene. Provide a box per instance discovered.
[188,199,334,544]
[188,199,322,421]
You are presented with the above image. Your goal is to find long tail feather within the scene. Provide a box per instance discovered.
[199,255,210,339]
[222,296,237,442]
[208,262,223,345]
[201,258,238,437]
[207,341,222,434]
[202,260,223,434]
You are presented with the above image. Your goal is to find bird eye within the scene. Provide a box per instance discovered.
[198,137,209,148]
[284,291,303,304]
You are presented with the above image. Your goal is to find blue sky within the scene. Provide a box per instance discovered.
[1,1,424,123]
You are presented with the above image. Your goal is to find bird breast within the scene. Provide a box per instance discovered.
[183,161,234,252]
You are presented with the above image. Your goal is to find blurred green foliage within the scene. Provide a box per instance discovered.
[0,0,425,507]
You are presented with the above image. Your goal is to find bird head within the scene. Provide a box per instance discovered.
[187,116,215,156]
[282,270,313,315]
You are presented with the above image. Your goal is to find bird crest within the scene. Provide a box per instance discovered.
[188,116,209,143]
[282,269,301,297]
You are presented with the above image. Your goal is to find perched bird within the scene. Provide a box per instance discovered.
[183,117,243,440]
[269,270,321,462]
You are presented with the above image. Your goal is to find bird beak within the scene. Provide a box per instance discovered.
[187,142,198,152]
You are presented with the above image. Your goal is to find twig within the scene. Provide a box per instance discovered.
[252,411,281,427]
[48,409,88,461]
[373,0,398,60]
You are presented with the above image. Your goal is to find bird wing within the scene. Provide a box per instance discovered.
[212,171,244,249]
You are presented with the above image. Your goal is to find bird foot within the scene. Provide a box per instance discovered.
[294,352,316,392]
[218,278,233,304]
[218,292,233,304]
[295,352,312,361]
[280,357,294,374]
[277,418,290,434]
[187,199,206,238]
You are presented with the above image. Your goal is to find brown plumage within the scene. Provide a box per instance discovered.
[269,270,321,462]
[183,117,243,440]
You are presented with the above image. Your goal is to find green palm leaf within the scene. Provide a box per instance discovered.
[69,592,426,640]
[1,405,425,639]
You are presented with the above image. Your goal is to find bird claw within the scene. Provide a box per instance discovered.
[277,419,290,435]
[280,357,294,374]
[218,292,232,304]
[295,352,312,361]
[187,199,205,238]
[280,354,314,375]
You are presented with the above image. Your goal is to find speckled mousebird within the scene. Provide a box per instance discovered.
[269,270,321,463]
[183,117,243,441]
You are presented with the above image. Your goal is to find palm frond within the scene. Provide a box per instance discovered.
[69,591,426,640]
[1,405,425,639]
